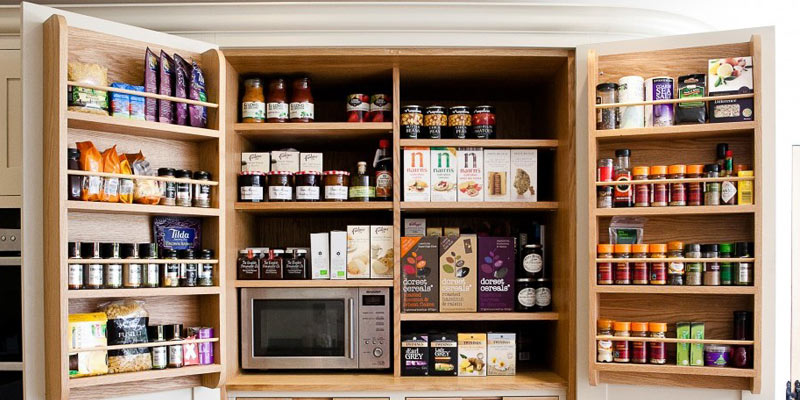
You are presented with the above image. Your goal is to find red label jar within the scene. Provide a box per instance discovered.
[597,244,614,285]
[668,164,687,206]
[648,243,667,285]
[614,244,631,285]
[633,166,650,207]
[613,321,631,363]
[631,322,649,364]
[471,105,496,139]
[649,165,669,206]
[686,164,704,206]
[631,243,649,284]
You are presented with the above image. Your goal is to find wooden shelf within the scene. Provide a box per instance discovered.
[594,121,756,142]
[66,286,222,299]
[68,364,223,389]
[234,201,393,213]
[235,279,394,288]
[67,200,221,217]
[400,312,559,321]
[594,285,756,295]
[235,122,392,144]
[593,362,756,378]
[399,139,559,148]
[67,111,219,141]
[401,201,559,212]
[594,204,755,217]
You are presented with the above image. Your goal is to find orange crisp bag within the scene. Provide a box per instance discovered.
[76,141,103,201]
[100,145,121,202]
[118,157,134,204]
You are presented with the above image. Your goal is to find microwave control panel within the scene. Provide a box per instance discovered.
[358,287,390,369]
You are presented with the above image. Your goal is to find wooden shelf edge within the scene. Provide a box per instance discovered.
[399,139,559,148]
[400,312,559,321]
[594,204,755,216]
[401,201,559,211]
[594,336,754,345]
[235,279,394,288]
[235,122,393,133]
[67,111,220,141]
[68,364,223,388]
[67,82,218,108]
[593,121,756,140]
[593,362,755,378]
[593,285,756,295]
[67,200,221,217]
[234,202,393,213]
[67,286,222,298]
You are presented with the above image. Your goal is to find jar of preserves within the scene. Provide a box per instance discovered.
[597,244,614,285]
[649,243,667,285]
[515,278,536,312]
[162,249,180,287]
[121,243,142,289]
[520,244,545,279]
[179,249,198,287]
[82,242,104,289]
[614,244,631,285]
[266,78,288,123]
[684,243,703,286]
[323,170,350,202]
[648,322,667,364]
[704,164,721,206]
[68,241,84,290]
[534,278,552,311]
[448,106,471,139]
[289,77,314,122]
[424,106,446,139]
[686,164,704,206]
[719,242,733,285]
[401,105,423,139]
[630,322,648,364]
[368,94,391,122]
[597,319,614,363]
[283,249,308,279]
[158,167,176,206]
[472,105,496,139]
[703,243,721,286]
[346,93,370,122]
[649,165,669,207]
[633,166,650,207]
[631,243,649,285]
[668,164,686,206]
[597,158,614,209]
[349,161,375,202]
[295,171,321,202]
[260,249,284,280]
[267,171,294,202]
[198,249,215,286]
[238,171,265,202]
[100,242,123,289]
[140,243,160,288]
[241,78,265,123]
[193,170,211,208]
[667,241,685,285]
[596,83,619,130]
[237,249,260,280]
[613,321,631,363]
[175,169,193,207]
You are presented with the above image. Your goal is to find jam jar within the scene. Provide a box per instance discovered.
[515,278,536,312]
[238,171,265,202]
[323,170,350,202]
[267,171,294,202]
[295,171,321,202]
[283,249,309,279]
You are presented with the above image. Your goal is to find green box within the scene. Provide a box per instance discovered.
[676,322,690,366]
[690,323,705,366]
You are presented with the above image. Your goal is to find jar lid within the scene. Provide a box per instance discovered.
[524,244,542,249]
[473,105,494,113]
[614,149,630,157]
[515,278,534,282]
[166,324,184,340]
[597,82,619,91]
[667,241,684,250]
[597,243,614,253]
[668,164,686,174]
[139,243,158,258]
[291,249,308,254]
[295,170,321,175]
[199,249,214,258]
[701,243,719,253]
[632,166,649,176]
[449,105,470,113]
[68,148,80,159]
[613,321,631,331]
[323,170,351,176]
[648,322,668,332]
[719,243,733,253]
[648,243,667,253]
[121,243,139,259]
[194,170,211,180]
[613,243,631,253]
[425,105,446,112]
[704,164,720,173]
[175,169,193,179]
[270,249,285,254]
[686,164,704,174]
[68,242,81,258]
[267,170,294,175]
[148,325,166,342]
[180,249,195,259]
[631,243,649,253]
[239,171,266,176]
[401,105,421,112]
[163,249,177,258]
[535,278,550,283]
[244,77,262,85]
[631,322,649,332]
[735,242,753,256]
[158,167,175,176]
[650,165,668,175]
[597,319,614,330]
[705,344,731,352]
[99,242,121,258]
[684,243,701,252]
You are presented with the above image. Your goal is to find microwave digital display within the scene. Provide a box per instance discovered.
[362,295,385,306]
[252,299,346,357]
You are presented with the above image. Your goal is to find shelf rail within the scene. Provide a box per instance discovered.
[68,170,219,186]
[593,93,754,109]
[67,81,219,108]
[68,337,219,353]
[594,335,754,345]
[596,176,754,186]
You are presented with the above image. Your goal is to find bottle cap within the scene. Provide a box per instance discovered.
[648,243,667,253]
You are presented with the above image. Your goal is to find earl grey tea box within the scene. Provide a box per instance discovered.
[401,236,439,312]
[401,334,429,376]
[430,333,458,376]
[439,234,478,312]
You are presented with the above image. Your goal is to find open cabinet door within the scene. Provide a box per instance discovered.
[22,3,226,400]
[576,27,775,399]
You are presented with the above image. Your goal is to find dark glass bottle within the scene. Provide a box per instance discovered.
[374,140,393,201]
[732,311,752,368]
[613,149,632,207]
[68,148,81,200]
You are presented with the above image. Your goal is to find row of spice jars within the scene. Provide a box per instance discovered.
[597,241,753,286]
[156,168,213,208]
[67,242,215,290]
[148,324,214,369]
[597,320,667,364]
[346,94,392,122]
[241,77,315,123]
[237,247,309,280]
[238,165,386,202]
[401,105,496,139]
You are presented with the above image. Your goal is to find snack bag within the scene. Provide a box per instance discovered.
[100,145,121,202]
[98,300,151,374]
[118,156,134,204]
[174,54,192,126]
[128,152,161,205]
[76,141,103,201]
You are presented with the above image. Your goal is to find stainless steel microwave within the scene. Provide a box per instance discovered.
[240,287,390,370]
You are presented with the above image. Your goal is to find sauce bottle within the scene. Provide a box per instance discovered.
[289,77,314,123]
[613,149,632,207]
[374,139,393,201]
[241,78,265,123]
[266,78,288,123]
[349,161,375,202]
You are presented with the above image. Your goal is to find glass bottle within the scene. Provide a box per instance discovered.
[704,164,721,206]
[100,242,122,289]
[175,169,193,207]
[289,77,314,122]
[266,78,289,123]
[649,165,669,207]
[719,242,733,285]
[613,321,631,363]
[613,244,631,285]
[648,322,667,364]
[717,143,729,175]
[82,242,104,289]
[702,243,721,286]
[168,324,184,368]
[721,150,737,205]
[180,249,198,287]
[68,148,82,201]
[633,166,650,207]
[162,249,180,287]
[374,139,393,201]
[668,164,686,206]
[140,243,160,288]
[121,243,142,289]
[734,242,753,286]
[349,161,375,202]
[149,325,168,370]
[260,249,284,280]
[596,244,614,285]
[283,249,308,279]
[630,322,648,364]
[597,319,614,363]
[597,158,614,209]
[193,170,211,208]
[158,167,176,206]
[684,244,703,286]
[686,164,704,207]
[631,244,649,285]
[241,78,265,123]
[667,241,685,285]
[613,149,632,208]
[648,243,667,285]
[198,249,215,287]
[732,311,752,368]
[68,241,84,290]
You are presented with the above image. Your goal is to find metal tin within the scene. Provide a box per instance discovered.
[68,241,84,290]
[121,243,143,288]
[645,76,674,127]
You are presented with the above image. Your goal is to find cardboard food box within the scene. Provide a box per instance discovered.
[510,150,538,202]
[271,150,300,172]
[370,225,393,279]
[427,227,443,237]
[347,225,370,279]
[691,322,705,366]
[404,147,430,202]
[241,152,271,173]
[483,149,511,202]
[439,234,478,312]
[300,152,323,173]
[444,227,460,237]
[330,231,347,280]
[401,236,439,312]
[430,333,458,376]
[457,333,487,377]
[478,237,516,312]
[676,322,690,366]
[401,334,429,376]
[430,147,458,202]
[404,218,426,237]
[310,232,330,279]
[708,57,754,123]
[487,333,516,376]
[68,312,109,378]
[457,148,484,202]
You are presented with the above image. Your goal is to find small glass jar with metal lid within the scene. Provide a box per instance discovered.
[167,324,184,368]
[323,170,350,202]
[120,243,143,289]
[448,106,471,139]
[140,243,160,288]
[702,243,721,286]
[515,278,536,312]
[193,170,212,208]
[294,171,321,202]
[68,241,84,290]
[175,169,193,207]
[148,325,168,370]
[198,249,215,287]
[596,83,619,130]
[82,242,104,289]
[100,242,123,289]
[520,244,544,279]
[158,167,177,206]
[267,171,294,202]
[239,171,265,202]
[161,249,180,287]
[684,244,703,286]
[180,249,198,287]
[533,278,552,311]
[424,105,446,139]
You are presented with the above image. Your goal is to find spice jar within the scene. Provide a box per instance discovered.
[323,170,350,202]
[649,165,669,207]
[719,243,733,285]
[267,171,294,202]
[613,321,631,363]
[704,164,721,206]
[668,164,687,206]
[148,325,168,370]
[369,94,391,122]
[702,243,721,286]
[631,244,649,285]
[515,278,536,312]
[667,241,685,285]
[648,243,667,285]
[82,242,104,289]
[193,170,211,208]
[734,242,753,286]
[534,278,552,311]
[684,244,703,286]
[614,244,631,285]
[289,77,314,122]
[597,244,614,285]
[346,93,370,122]
[260,249,284,280]
[597,319,614,363]
[100,242,123,289]
[283,249,308,279]
[648,322,667,364]
[161,249,180,287]
[521,243,545,279]
[704,344,731,367]
[238,171,265,202]
[68,148,82,201]
[180,249,198,287]
[686,164,704,206]
[68,242,84,290]
[175,169,193,207]
[448,106,471,139]
[424,105,446,139]
[401,105,423,139]
[633,166,650,207]
[596,83,619,130]
[613,149,632,208]
[294,171,321,202]
[167,324,184,368]
[158,167,177,206]
[237,249,260,280]
[472,105,495,139]
[266,78,288,123]
[140,243,160,288]
[630,322,648,364]
[596,159,614,209]
[198,249,214,286]
[121,243,143,289]
[241,78,266,123]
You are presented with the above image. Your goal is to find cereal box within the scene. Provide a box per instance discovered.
[330,231,347,280]
[478,237,516,312]
[510,149,537,202]
[430,147,457,202]
[404,147,430,202]
[401,236,439,312]
[370,225,393,279]
[457,333,487,377]
[430,333,458,376]
[487,333,516,376]
[439,235,478,312]
[484,149,510,202]
[457,148,484,202]
[401,334,429,376]
[708,57,754,122]
[346,225,370,279]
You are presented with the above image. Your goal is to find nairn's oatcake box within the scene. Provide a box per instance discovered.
[401,236,439,312]
[457,333,487,377]
[401,334,429,376]
[430,147,457,202]
[439,235,478,312]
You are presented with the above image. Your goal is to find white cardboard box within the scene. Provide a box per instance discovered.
[483,149,510,202]
[404,218,426,237]
[510,150,538,202]
[457,147,484,202]
[300,152,323,173]
[346,225,371,279]
[403,147,430,202]
[330,231,347,280]
[430,147,457,202]
[310,232,330,279]
[271,150,300,172]
[370,225,393,279]
[241,152,271,173]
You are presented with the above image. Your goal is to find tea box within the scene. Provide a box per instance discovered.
[401,334,429,376]
[401,236,439,312]
[404,218,426,237]
[439,235,478,312]
[241,152,270,173]
[300,152,323,173]
[430,333,458,376]
[510,150,538,202]
[457,148,484,202]
[370,225,393,279]
[478,237,515,312]
[404,147,431,202]
[708,57,754,122]
[346,225,370,279]
[430,147,458,202]
[330,231,347,280]
[691,322,705,366]
[484,149,510,202]
[271,150,300,172]
[457,333,487,377]
[676,322,690,366]
[444,227,460,237]
[310,232,330,279]
[487,333,516,376]
[427,227,443,237]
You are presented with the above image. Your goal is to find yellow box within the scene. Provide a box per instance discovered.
[738,170,754,205]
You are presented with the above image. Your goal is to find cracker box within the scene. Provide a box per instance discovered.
[330,231,347,280]
[404,147,430,202]
[708,57,754,123]
[346,225,370,279]
[457,148,484,202]
[401,334,429,376]
[676,322,690,366]
[404,218,426,237]
[401,236,439,312]
[457,333,487,377]
[426,227,443,237]
[690,322,705,366]
[487,333,516,376]
[300,152,323,173]
[478,237,516,312]
[310,232,330,279]
[483,149,511,202]
[430,147,457,202]
[241,152,271,173]
[510,150,538,202]
[430,333,458,376]
[439,235,478,312]
[271,150,300,172]
[370,225,393,279]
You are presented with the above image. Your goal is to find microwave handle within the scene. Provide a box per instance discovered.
[349,297,356,360]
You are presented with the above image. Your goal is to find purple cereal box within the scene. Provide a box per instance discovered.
[478,237,515,312]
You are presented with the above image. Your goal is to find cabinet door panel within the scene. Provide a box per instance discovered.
[0,50,21,196]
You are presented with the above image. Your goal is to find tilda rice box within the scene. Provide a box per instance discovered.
[510,149,537,201]
[346,225,370,279]
[370,225,393,279]
[457,148,484,202]
[457,333,487,377]
[430,147,457,202]
[439,235,478,312]
[401,236,439,312]
[478,237,515,312]
[483,149,510,202]
[404,147,430,202]
[487,333,516,376]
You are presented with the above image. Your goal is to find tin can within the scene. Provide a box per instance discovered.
[401,105,423,139]
[618,76,645,129]
[188,327,215,365]
[645,77,674,127]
